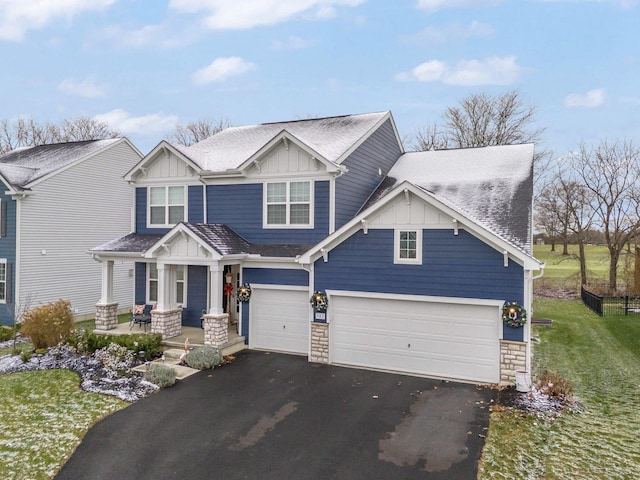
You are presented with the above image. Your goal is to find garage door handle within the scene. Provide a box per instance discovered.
[283,325,286,330]
[408,343,410,348]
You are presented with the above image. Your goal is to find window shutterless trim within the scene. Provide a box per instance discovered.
[394,229,422,265]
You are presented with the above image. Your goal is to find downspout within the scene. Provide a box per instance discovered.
[524,264,545,374]
[14,194,22,320]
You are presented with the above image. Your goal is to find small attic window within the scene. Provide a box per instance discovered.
[394,230,422,265]
[148,186,186,227]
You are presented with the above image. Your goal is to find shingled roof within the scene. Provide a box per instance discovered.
[169,112,390,172]
[0,139,122,190]
[364,144,534,254]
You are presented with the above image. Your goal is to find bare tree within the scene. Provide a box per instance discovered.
[571,140,640,292]
[0,117,120,154]
[166,118,231,146]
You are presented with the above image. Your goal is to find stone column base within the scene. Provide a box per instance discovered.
[500,340,527,386]
[151,308,182,339]
[203,314,229,347]
[310,322,329,364]
[95,302,119,330]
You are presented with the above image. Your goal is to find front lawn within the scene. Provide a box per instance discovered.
[0,369,126,480]
[478,298,640,479]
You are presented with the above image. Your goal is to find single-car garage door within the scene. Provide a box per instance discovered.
[250,287,309,354]
[331,295,500,383]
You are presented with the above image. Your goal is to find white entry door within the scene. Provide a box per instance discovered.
[250,286,309,355]
[331,294,500,383]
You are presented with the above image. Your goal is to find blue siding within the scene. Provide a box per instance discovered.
[134,262,147,305]
[242,267,309,286]
[335,119,402,229]
[188,185,205,223]
[314,229,524,341]
[207,181,329,244]
[0,194,17,325]
[183,265,207,327]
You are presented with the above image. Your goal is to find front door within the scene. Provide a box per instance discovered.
[183,265,208,327]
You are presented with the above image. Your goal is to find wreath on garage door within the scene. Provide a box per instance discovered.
[502,301,527,328]
[310,291,328,312]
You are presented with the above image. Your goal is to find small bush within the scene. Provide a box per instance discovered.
[0,325,14,342]
[20,350,32,362]
[20,299,74,350]
[64,328,89,354]
[94,343,135,379]
[86,332,161,361]
[144,363,177,388]
[537,369,574,402]
[185,345,222,370]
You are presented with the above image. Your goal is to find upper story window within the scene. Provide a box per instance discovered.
[149,186,185,227]
[264,181,313,228]
[394,229,422,265]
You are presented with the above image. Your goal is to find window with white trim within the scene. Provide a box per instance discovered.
[148,186,185,227]
[394,230,422,265]
[265,181,312,227]
[147,263,186,306]
[0,260,7,302]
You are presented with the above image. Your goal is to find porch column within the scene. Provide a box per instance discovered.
[151,262,182,339]
[156,263,175,311]
[208,263,224,315]
[95,260,117,330]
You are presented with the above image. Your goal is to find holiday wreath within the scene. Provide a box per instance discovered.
[502,301,527,328]
[310,291,328,312]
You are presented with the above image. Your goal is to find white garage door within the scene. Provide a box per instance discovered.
[250,287,309,355]
[331,295,500,383]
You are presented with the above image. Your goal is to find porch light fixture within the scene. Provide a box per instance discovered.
[237,283,252,302]
[225,272,233,284]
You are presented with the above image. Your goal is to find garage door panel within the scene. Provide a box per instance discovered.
[251,288,309,354]
[331,295,500,383]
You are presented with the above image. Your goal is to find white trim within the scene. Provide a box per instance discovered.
[176,264,187,308]
[147,262,158,304]
[242,259,302,269]
[124,141,201,182]
[263,180,314,229]
[329,176,336,234]
[394,229,422,265]
[147,185,188,228]
[250,283,308,292]
[325,289,505,308]
[15,196,21,311]
[0,258,7,304]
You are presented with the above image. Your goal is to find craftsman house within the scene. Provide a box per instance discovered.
[0,139,142,325]
[92,112,542,384]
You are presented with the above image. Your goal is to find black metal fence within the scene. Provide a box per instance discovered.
[581,285,640,317]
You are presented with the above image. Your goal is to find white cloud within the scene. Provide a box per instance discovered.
[406,20,493,44]
[58,78,107,98]
[416,0,502,12]
[564,89,605,108]
[395,56,522,86]
[192,57,256,85]
[93,109,178,135]
[169,0,365,30]
[0,0,116,42]
[270,35,312,50]
[102,23,202,49]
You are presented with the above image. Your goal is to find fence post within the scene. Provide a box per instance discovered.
[625,295,629,316]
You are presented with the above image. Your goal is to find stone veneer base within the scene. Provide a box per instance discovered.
[95,302,119,331]
[151,309,182,339]
[202,314,229,347]
[310,322,329,364]
[500,340,527,385]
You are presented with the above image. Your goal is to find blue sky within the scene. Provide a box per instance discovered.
[0,0,638,155]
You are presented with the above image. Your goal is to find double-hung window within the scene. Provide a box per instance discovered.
[148,263,186,306]
[0,260,8,303]
[265,181,312,227]
[149,186,185,227]
[394,230,422,265]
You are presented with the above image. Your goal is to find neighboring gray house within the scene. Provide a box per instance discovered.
[0,139,142,324]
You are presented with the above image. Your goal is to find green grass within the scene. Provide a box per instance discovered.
[478,298,640,479]
[0,369,126,480]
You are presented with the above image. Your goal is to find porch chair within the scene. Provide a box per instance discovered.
[130,304,153,331]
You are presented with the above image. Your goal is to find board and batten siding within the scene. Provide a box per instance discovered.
[0,187,17,325]
[335,119,402,229]
[18,140,140,317]
[207,181,330,244]
[313,228,525,341]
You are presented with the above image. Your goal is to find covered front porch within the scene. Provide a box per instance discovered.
[92,223,251,350]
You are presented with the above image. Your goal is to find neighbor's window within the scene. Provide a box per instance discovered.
[394,230,422,265]
[0,260,6,302]
[265,181,312,227]
[149,186,185,226]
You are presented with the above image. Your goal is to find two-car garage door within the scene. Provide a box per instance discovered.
[331,295,501,383]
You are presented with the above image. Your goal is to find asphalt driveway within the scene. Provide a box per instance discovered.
[55,351,495,480]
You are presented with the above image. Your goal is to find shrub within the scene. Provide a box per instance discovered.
[20,299,73,350]
[94,343,135,379]
[144,363,177,388]
[20,350,32,362]
[537,369,574,402]
[0,325,14,342]
[185,345,222,370]
[86,332,161,361]
[64,328,89,354]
